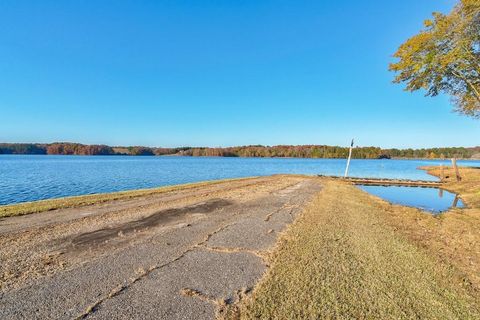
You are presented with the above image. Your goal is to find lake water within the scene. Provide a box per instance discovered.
[357,185,464,214]
[1,155,479,205]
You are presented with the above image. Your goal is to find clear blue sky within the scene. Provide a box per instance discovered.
[0,0,478,148]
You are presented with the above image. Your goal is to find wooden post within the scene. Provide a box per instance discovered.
[452,195,459,208]
[344,139,354,178]
[451,158,461,181]
[440,164,445,181]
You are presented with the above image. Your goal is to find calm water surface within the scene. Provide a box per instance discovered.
[358,185,464,213]
[1,155,479,205]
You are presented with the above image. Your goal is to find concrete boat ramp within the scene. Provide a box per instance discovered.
[0,176,322,320]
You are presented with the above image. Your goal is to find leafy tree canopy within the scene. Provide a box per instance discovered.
[390,0,480,117]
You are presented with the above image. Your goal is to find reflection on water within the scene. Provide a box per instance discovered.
[358,185,464,214]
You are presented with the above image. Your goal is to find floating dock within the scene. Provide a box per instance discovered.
[318,175,443,187]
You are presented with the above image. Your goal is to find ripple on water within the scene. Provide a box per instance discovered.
[1,155,479,205]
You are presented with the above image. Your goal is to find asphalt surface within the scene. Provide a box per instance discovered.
[0,175,322,319]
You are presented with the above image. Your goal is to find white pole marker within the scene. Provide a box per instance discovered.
[344,139,354,178]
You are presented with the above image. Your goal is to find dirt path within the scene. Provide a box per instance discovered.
[0,175,322,319]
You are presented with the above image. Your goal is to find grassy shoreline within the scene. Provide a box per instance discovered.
[0,177,254,218]
[2,165,477,219]
[227,167,480,319]
[420,165,480,208]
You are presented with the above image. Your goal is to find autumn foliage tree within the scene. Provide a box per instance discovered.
[1,143,478,159]
[390,0,480,117]
[46,143,114,155]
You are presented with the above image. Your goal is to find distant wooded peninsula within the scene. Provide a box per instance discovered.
[1,143,479,159]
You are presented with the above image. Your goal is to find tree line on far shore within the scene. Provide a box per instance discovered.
[0,143,479,159]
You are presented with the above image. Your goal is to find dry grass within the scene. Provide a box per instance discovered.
[229,169,480,319]
[0,177,249,218]
[422,165,480,208]
[394,166,480,288]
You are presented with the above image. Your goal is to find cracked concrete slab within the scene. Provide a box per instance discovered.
[88,249,265,320]
[0,176,322,319]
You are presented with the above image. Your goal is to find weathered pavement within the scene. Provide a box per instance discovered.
[0,175,322,319]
